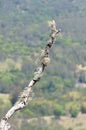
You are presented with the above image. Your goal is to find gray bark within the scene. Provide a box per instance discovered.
[0,20,61,130]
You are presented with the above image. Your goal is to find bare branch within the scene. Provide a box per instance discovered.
[0,20,61,130]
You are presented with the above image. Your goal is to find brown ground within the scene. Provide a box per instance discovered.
[27,113,86,130]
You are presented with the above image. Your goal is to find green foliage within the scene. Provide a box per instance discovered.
[66,102,80,118]
[27,99,55,117]
[64,79,73,88]
[70,107,79,118]
[68,128,73,130]
[22,109,34,117]
[0,93,11,118]
[1,73,15,86]
[81,102,86,113]
[53,104,65,118]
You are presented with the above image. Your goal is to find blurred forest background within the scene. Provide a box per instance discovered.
[0,0,86,130]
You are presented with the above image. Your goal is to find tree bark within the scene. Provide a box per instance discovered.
[0,20,61,130]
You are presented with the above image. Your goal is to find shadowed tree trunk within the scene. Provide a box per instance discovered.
[0,20,61,130]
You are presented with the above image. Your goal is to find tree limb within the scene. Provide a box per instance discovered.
[0,20,61,130]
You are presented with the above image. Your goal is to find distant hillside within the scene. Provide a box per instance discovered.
[0,0,86,44]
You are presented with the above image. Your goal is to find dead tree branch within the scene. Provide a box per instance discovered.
[0,20,61,130]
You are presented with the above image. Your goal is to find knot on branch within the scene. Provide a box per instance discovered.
[40,49,50,66]
[41,56,50,66]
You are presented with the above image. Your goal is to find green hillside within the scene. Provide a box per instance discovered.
[0,0,86,129]
[0,0,86,43]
